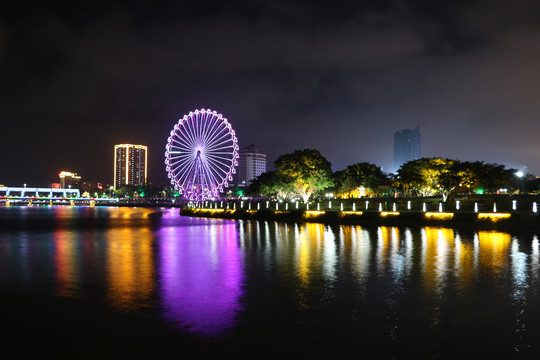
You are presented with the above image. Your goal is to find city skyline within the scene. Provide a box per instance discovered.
[1,1,539,186]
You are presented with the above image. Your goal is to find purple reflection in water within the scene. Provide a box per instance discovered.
[157,221,244,338]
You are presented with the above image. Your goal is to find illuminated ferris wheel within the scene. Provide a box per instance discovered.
[165,108,239,201]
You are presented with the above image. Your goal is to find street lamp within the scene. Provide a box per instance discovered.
[515,171,524,194]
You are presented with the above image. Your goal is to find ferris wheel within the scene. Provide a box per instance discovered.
[165,108,239,201]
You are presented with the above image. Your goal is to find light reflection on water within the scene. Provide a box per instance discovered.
[2,207,540,355]
[158,222,243,337]
[105,227,155,312]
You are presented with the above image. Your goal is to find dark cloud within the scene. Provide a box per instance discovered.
[1,0,540,186]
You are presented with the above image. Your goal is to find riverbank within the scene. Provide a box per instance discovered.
[180,207,540,231]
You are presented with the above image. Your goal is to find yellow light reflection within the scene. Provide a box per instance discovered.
[106,227,154,311]
[101,207,158,219]
[295,225,310,307]
[376,226,400,272]
[422,227,455,295]
[477,231,511,276]
[54,230,78,297]
[454,237,475,295]
[295,222,328,309]
[348,226,371,285]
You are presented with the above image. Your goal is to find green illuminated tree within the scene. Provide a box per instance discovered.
[399,158,518,201]
[333,162,388,197]
[247,171,294,199]
[397,157,454,197]
[438,161,480,202]
[114,186,135,198]
[163,186,181,197]
[135,184,164,198]
[274,149,333,203]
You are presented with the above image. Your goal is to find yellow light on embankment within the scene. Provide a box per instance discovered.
[193,208,237,215]
[477,213,511,222]
[340,211,363,216]
[194,208,225,213]
[380,211,400,216]
[425,212,454,220]
[303,210,326,219]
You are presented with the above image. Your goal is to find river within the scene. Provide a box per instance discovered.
[1,206,539,358]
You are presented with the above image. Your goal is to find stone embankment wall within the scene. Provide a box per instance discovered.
[180,207,540,231]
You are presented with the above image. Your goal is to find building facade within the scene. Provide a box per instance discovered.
[237,144,267,186]
[59,171,81,189]
[394,127,421,172]
[114,144,148,189]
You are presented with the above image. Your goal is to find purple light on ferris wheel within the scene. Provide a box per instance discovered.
[165,108,239,201]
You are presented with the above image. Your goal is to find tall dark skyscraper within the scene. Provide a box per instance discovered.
[394,127,421,172]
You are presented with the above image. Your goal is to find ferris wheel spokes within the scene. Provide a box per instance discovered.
[165,108,238,201]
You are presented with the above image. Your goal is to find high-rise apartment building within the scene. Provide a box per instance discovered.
[394,127,421,172]
[59,171,81,189]
[114,144,148,189]
[237,144,266,186]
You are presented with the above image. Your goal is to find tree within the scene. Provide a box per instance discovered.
[163,186,181,197]
[475,163,516,193]
[114,185,135,198]
[438,161,481,202]
[438,161,518,200]
[135,184,166,198]
[274,149,333,203]
[398,159,518,201]
[333,162,388,198]
[397,157,454,197]
[247,171,294,199]
[523,174,540,194]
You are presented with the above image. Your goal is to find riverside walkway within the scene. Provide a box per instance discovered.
[181,197,540,230]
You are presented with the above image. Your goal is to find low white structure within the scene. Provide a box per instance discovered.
[0,186,80,198]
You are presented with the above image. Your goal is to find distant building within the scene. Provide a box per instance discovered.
[59,171,81,189]
[81,181,104,192]
[237,144,267,186]
[114,144,148,189]
[394,127,421,172]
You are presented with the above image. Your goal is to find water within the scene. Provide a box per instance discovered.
[1,206,540,358]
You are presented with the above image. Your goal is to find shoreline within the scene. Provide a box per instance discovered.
[180,207,540,231]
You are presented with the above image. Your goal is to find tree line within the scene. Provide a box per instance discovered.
[247,149,537,203]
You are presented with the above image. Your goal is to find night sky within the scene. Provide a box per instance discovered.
[2,0,539,187]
